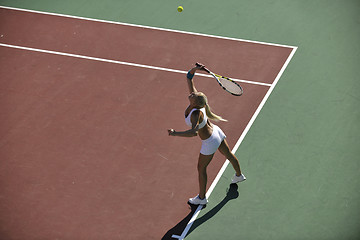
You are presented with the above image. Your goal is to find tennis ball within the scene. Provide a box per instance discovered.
[177,6,183,12]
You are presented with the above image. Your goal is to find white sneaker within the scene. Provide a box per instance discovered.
[231,174,246,184]
[188,195,208,205]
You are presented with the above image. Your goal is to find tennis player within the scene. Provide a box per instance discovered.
[168,63,246,205]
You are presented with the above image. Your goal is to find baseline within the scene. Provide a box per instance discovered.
[0,5,297,49]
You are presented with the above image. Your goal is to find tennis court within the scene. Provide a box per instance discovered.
[0,1,359,240]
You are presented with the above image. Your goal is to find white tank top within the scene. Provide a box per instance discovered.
[185,107,208,129]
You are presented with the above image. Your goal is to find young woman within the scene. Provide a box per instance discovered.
[168,63,246,205]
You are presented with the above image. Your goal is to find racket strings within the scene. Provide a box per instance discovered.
[218,76,243,96]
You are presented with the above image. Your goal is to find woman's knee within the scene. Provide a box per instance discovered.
[197,161,207,172]
[197,154,213,171]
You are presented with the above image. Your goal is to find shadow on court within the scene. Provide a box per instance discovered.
[162,184,239,240]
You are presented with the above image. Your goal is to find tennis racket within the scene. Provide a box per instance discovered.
[196,63,243,96]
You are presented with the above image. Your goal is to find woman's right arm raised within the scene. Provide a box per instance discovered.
[186,63,206,94]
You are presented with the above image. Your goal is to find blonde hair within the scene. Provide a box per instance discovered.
[195,92,227,122]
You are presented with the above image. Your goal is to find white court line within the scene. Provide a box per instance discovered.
[0,43,271,87]
[0,5,297,49]
[173,46,298,240]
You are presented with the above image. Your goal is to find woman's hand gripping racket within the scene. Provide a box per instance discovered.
[196,63,243,96]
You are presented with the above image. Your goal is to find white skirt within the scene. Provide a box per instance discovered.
[200,125,226,155]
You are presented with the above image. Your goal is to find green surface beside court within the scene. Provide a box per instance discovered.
[1,0,359,239]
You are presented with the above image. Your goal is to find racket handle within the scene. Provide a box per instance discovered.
[202,67,210,73]
[195,62,210,73]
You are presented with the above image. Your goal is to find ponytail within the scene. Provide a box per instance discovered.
[204,103,227,122]
[195,92,227,122]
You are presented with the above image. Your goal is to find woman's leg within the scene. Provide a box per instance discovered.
[197,153,214,199]
[218,139,242,176]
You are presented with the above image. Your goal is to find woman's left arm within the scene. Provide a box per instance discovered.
[168,127,199,137]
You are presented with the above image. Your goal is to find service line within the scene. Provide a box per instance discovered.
[0,43,272,87]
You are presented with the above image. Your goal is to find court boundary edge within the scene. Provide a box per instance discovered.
[0,5,299,238]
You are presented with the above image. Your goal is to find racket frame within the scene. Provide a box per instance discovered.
[201,66,243,96]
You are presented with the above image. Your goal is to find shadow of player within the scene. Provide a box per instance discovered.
[162,183,239,240]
